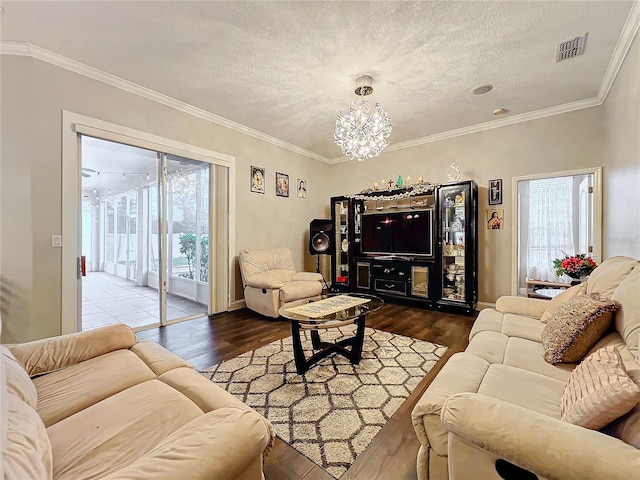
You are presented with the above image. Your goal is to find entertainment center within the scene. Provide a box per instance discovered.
[329,180,478,313]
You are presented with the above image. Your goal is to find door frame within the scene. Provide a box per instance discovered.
[510,166,602,296]
[62,111,236,334]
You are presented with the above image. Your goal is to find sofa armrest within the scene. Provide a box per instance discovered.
[411,353,490,456]
[291,272,322,282]
[101,407,274,480]
[131,341,193,376]
[495,296,548,319]
[442,393,640,480]
[244,270,291,289]
[7,324,136,377]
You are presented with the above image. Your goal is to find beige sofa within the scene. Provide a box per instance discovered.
[2,324,274,480]
[412,256,640,480]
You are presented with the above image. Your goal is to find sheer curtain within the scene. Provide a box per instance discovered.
[526,177,575,282]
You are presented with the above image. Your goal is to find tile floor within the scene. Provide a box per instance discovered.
[82,272,207,331]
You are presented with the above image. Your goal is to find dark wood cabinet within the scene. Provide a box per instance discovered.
[330,196,361,291]
[436,180,478,313]
[357,257,434,304]
[329,181,478,313]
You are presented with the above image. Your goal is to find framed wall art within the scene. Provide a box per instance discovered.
[489,178,502,205]
[276,172,289,197]
[297,178,307,199]
[250,166,265,194]
[487,209,504,230]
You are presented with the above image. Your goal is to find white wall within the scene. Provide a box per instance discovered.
[602,34,640,259]
[0,55,331,343]
[0,56,36,342]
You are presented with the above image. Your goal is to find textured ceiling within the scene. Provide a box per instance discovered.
[1,1,637,161]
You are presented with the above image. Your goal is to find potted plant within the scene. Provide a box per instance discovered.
[553,254,598,284]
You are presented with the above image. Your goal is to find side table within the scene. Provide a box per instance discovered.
[526,279,568,299]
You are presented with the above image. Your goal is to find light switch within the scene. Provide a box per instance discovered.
[52,235,62,247]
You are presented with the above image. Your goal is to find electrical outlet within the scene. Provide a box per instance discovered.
[52,235,62,247]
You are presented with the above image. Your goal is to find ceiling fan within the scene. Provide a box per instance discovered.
[81,167,96,178]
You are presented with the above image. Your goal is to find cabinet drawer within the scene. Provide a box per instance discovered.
[371,264,409,280]
[374,279,407,296]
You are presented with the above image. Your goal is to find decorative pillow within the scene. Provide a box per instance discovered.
[541,293,621,364]
[561,346,640,429]
[540,283,587,323]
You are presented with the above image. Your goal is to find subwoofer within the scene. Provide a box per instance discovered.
[309,219,333,255]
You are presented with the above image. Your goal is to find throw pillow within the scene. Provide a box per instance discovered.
[561,346,640,429]
[541,293,621,364]
[540,283,587,323]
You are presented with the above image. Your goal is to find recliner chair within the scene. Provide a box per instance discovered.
[239,247,323,318]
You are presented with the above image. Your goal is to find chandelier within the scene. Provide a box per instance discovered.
[334,75,392,162]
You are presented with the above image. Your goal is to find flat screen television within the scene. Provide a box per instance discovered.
[361,209,434,257]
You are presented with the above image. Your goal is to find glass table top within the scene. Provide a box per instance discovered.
[279,293,383,323]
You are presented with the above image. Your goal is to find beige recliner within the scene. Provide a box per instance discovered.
[239,248,323,318]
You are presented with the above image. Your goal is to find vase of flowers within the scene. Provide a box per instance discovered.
[553,254,598,283]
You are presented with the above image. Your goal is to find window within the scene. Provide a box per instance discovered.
[526,177,575,281]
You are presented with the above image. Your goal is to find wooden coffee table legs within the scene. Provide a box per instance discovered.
[291,315,367,375]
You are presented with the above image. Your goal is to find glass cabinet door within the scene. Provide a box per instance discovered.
[411,266,429,298]
[440,185,467,302]
[333,199,350,287]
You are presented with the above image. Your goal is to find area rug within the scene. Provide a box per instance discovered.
[200,325,447,479]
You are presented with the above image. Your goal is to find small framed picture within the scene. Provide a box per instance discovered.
[487,209,504,230]
[250,166,265,194]
[296,178,307,199]
[275,172,289,197]
[489,179,502,205]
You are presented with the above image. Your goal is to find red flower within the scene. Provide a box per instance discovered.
[553,254,598,279]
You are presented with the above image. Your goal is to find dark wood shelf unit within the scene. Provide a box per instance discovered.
[329,180,478,314]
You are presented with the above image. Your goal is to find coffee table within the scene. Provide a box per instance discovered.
[279,293,384,374]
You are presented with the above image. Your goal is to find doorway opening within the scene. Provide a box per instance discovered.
[62,111,234,335]
[512,167,602,296]
[80,137,212,330]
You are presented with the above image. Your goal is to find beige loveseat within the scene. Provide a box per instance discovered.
[2,324,274,479]
[412,256,640,480]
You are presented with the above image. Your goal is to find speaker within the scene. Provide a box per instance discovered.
[309,219,333,255]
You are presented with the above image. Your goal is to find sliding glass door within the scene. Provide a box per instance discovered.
[163,155,210,323]
[80,137,213,330]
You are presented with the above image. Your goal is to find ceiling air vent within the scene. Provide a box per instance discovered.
[556,33,588,62]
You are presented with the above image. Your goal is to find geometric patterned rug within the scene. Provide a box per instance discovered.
[200,325,447,478]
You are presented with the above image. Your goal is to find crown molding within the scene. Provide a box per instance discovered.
[390,96,603,152]
[597,0,640,103]
[0,41,332,165]
[0,40,31,55]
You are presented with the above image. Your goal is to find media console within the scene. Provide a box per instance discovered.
[329,180,478,314]
[355,256,432,302]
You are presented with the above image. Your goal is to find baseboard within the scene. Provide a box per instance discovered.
[230,298,493,312]
[476,301,496,310]
[229,300,246,311]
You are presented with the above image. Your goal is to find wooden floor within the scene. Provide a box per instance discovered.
[137,303,476,480]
